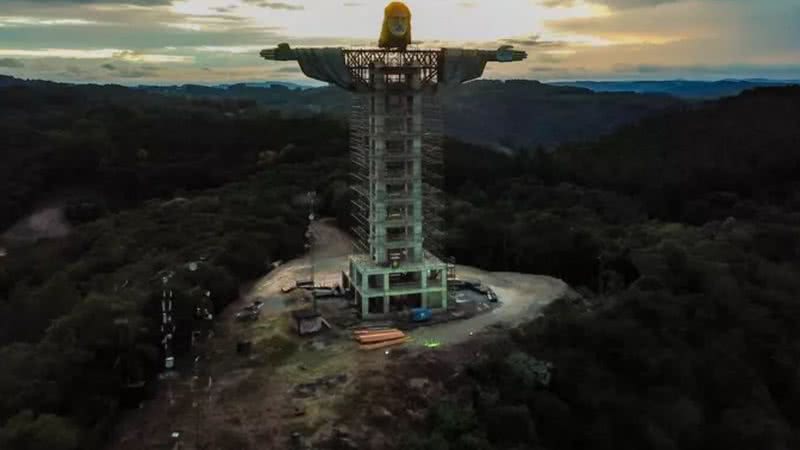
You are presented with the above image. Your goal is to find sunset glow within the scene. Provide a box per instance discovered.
[0,0,797,83]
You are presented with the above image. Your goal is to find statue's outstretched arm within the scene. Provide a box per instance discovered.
[259,43,353,89]
[482,45,528,63]
[260,43,298,61]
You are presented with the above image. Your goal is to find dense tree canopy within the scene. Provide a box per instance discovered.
[2,78,800,450]
[406,86,800,450]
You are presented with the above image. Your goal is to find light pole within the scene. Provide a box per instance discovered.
[306,191,317,313]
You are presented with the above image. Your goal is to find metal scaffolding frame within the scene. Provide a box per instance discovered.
[343,49,442,88]
[350,94,371,255]
[349,75,444,262]
[421,92,445,259]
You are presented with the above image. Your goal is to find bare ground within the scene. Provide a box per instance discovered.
[108,220,567,450]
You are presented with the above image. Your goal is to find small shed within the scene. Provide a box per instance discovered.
[292,309,322,336]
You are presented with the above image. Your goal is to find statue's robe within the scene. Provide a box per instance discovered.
[294,48,353,90]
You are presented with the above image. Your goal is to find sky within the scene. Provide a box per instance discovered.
[0,0,798,84]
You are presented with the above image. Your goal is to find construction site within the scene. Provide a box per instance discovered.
[109,217,569,449]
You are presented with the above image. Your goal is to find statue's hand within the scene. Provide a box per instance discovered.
[260,43,296,61]
[496,45,527,62]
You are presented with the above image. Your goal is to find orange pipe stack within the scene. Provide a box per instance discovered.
[353,328,408,350]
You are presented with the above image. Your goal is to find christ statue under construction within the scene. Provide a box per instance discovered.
[260,1,527,319]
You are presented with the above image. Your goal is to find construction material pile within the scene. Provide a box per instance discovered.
[352,328,408,350]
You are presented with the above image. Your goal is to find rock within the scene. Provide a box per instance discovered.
[335,437,359,450]
[334,425,350,438]
[286,401,305,417]
[370,406,393,421]
[368,432,388,449]
[408,378,430,390]
[406,409,425,421]
[293,383,316,398]
[280,143,297,157]
[321,373,348,388]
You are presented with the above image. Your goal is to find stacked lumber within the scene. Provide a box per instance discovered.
[352,328,408,350]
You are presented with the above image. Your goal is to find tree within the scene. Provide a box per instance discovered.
[0,410,79,450]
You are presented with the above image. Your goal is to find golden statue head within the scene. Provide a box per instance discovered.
[379,2,412,50]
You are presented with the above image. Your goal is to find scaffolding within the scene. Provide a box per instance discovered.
[346,60,449,318]
[350,88,444,260]
[421,92,445,259]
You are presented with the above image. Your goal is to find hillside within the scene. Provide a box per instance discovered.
[555,79,799,99]
[555,86,800,222]
[1,80,800,450]
[141,78,684,151]
[406,85,800,450]
[441,80,681,151]
[0,77,347,231]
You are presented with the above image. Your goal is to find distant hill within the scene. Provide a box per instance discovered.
[553,79,799,99]
[555,85,800,222]
[141,79,684,151]
[0,75,348,230]
[441,80,682,151]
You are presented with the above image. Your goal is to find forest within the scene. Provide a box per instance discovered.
[1,78,800,449]
[407,86,800,450]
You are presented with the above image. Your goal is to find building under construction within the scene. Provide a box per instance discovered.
[348,55,448,318]
[260,2,527,319]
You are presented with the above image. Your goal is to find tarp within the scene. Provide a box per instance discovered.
[295,48,353,90]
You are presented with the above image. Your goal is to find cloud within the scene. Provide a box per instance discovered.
[2,0,798,83]
[500,34,564,48]
[0,16,100,27]
[242,0,304,10]
[0,57,24,68]
[540,0,681,9]
[612,62,800,78]
[211,5,238,14]
[15,0,171,4]
[100,61,160,78]
[0,48,193,63]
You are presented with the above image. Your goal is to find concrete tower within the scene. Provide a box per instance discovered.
[349,61,448,318]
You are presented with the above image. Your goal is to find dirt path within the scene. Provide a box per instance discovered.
[3,206,71,242]
[410,269,568,346]
[246,220,568,346]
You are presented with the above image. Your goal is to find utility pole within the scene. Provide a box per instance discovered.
[160,271,176,373]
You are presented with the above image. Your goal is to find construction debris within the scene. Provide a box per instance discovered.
[352,328,408,350]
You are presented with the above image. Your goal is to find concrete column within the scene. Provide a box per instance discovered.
[361,297,369,318]
[441,271,448,310]
[421,271,428,309]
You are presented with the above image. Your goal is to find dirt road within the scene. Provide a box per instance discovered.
[245,219,568,345]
